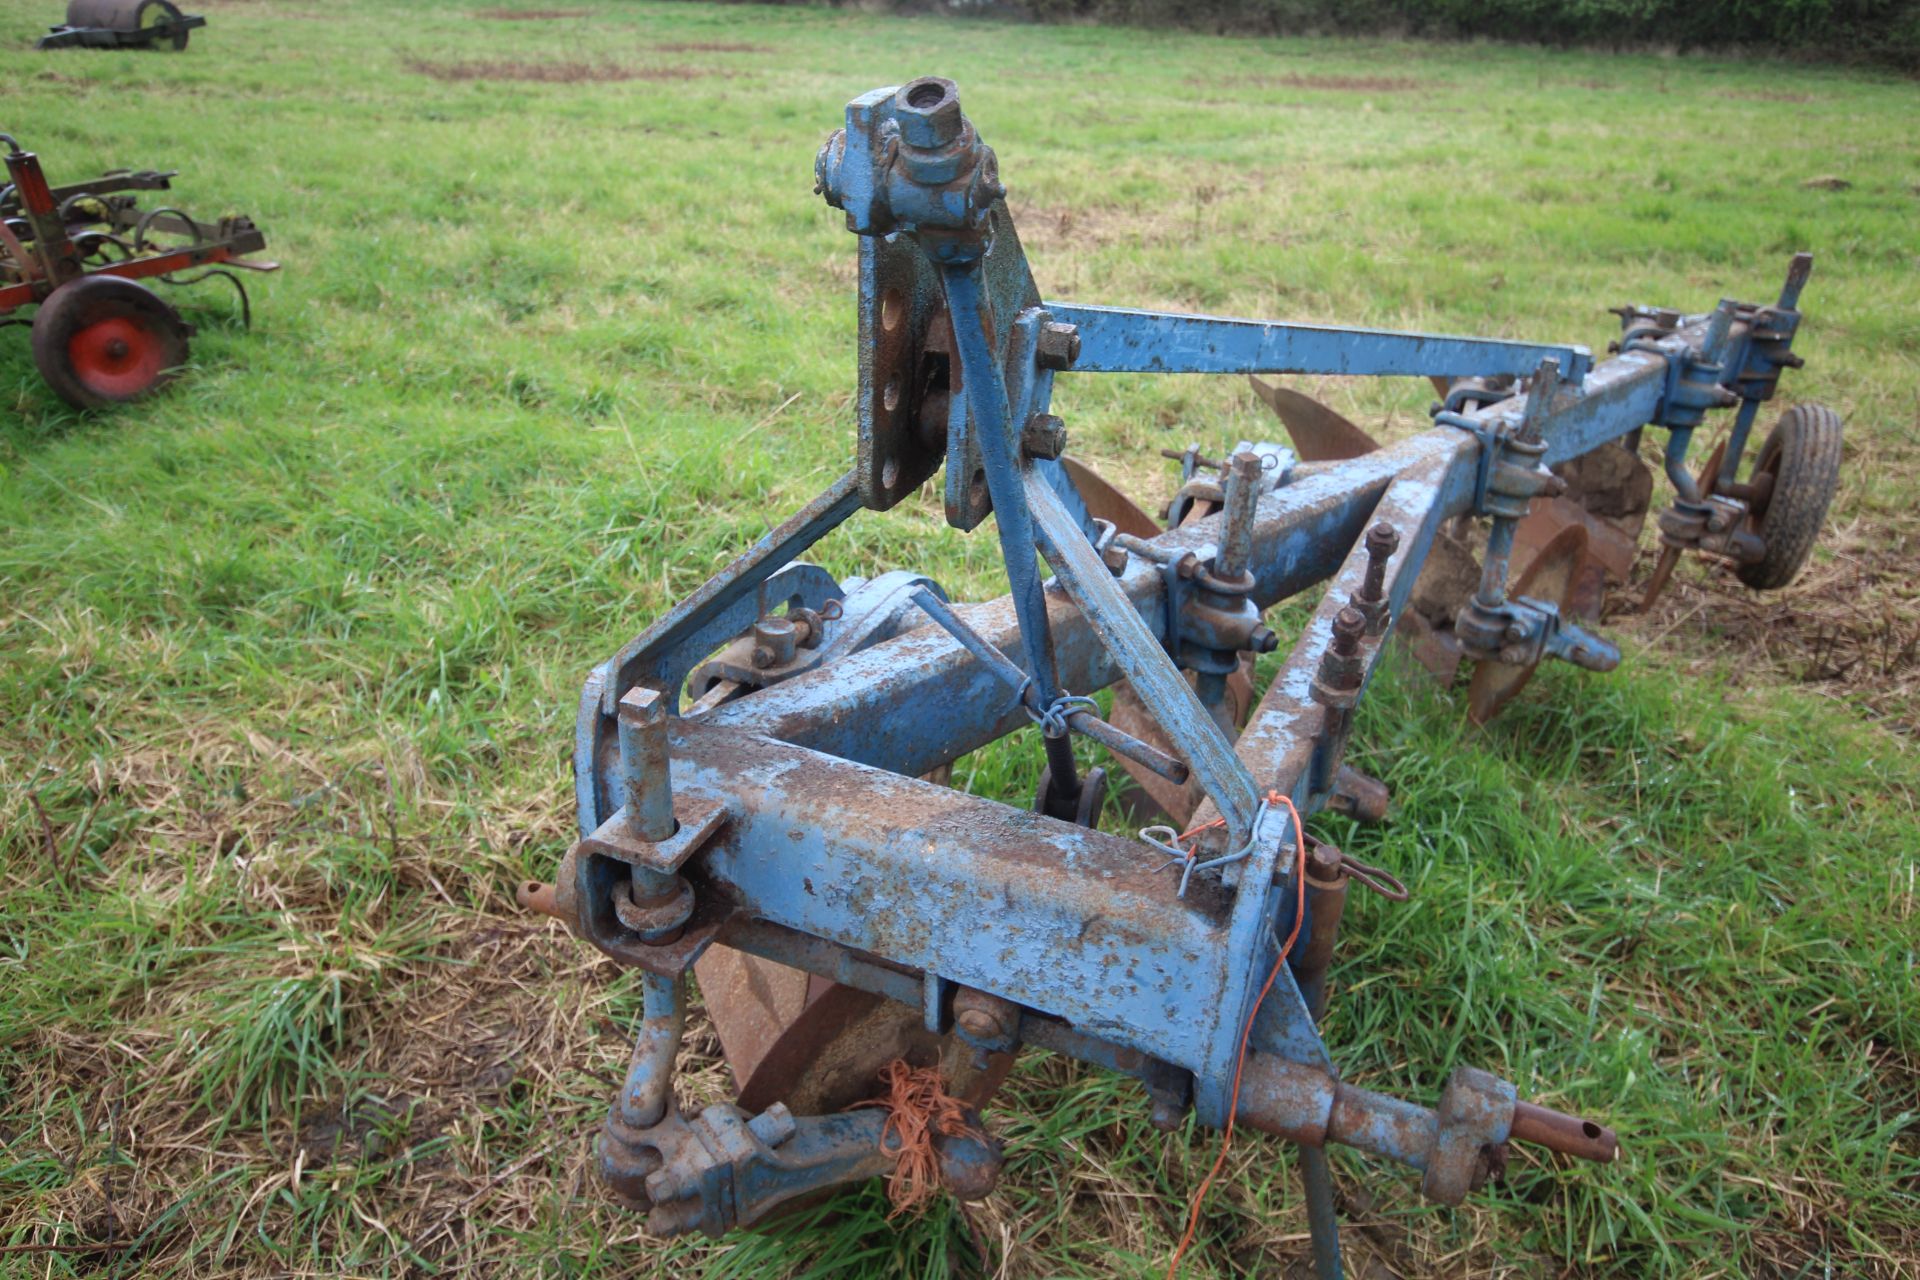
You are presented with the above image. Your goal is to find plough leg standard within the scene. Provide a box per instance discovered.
[527,79,1840,1273]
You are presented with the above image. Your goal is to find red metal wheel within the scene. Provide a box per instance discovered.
[30,274,189,410]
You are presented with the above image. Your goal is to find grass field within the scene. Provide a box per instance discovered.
[2,1,1918,1276]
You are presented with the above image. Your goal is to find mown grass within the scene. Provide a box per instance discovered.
[1,1,1917,1275]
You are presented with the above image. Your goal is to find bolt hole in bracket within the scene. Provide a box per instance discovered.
[826,83,1042,526]
[536,76,1841,1277]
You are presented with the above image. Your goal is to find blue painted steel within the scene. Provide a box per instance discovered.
[578,563,846,835]
[1026,472,1261,844]
[814,87,898,236]
[1033,455,1098,545]
[940,246,1048,532]
[697,435,1455,779]
[618,972,684,1128]
[909,586,1189,782]
[1716,397,1764,492]
[1300,1146,1344,1280]
[560,75,1814,1251]
[1206,438,1467,830]
[665,717,1250,1073]
[1052,302,1594,383]
[815,79,1001,257]
[598,474,859,713]
[940,265,1065,705]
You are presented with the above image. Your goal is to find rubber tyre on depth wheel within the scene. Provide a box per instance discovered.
[1736,404,1844,591]
[30,275,190,410]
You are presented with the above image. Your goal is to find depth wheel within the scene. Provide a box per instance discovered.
[31,275,190,410]
[1735,404,1844,591]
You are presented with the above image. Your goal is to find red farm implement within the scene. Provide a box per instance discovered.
[1,134,273,409]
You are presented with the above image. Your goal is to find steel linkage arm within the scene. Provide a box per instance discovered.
[601,1097,1001,1237]
[1024,469,1262,842]
[1234,1056,1618,1205]
[1052,302,1594,382]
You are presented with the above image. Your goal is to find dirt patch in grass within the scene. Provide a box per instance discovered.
[656,40,770,53]
[1726,88,1816,103]
[1222,72,1423,92]
[1647,567,1920,732]
[1629,515,1920,733]
[1012,179,1263,254]
[405,57,715,83]
[473,6,591,16]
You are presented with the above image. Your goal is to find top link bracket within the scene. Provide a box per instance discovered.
[815,77,1007,263]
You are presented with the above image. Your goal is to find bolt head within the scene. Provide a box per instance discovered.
[1332,606,1366,640]
[1022,412,1068,460]
[1365,522,1400,558]
[1035,322,1081,371]
[753,615,796,643]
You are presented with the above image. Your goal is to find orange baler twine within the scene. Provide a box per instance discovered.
[1165,788,1308,1277]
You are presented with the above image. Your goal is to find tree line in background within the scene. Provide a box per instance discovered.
[806,0,1920,69]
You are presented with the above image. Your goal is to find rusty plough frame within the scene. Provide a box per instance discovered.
[527,78,1841,1275]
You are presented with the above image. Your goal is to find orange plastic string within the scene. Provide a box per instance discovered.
[856,1060,983,1217]
[1166,789,1307,1277]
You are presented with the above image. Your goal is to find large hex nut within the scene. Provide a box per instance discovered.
[894,77,964,150]
[1021,412,1068,460]
[1035,322,1081,371]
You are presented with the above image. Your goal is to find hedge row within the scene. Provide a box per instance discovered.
[828,0,1920,69]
